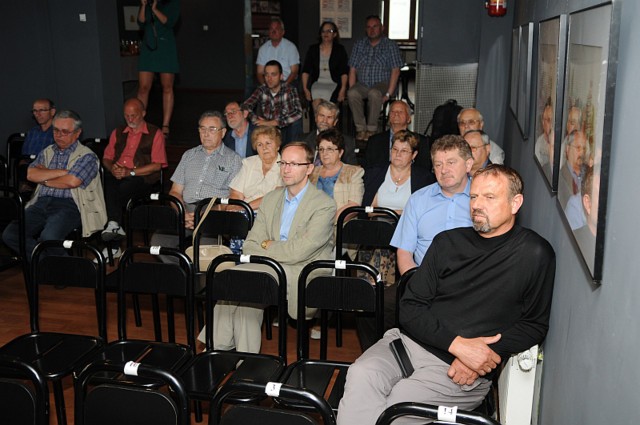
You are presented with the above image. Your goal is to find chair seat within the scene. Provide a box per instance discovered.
[278,359,350,412]
[220,404,320,425]
[181,351,284,401]
[0,332,103,380]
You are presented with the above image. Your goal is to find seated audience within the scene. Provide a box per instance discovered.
[392,135,474,276]
[337,165,556,425]
[365,100,433,172]
[457,107,505,164]
[303,100,357,165]
[243,60,303,145]
[255,18,300,86]
[463,129,492,176]
[18,98,57,193]
[310,128,364,222]
[150,110,242,253]
[348,15,402,141]
[222,101,256,159]
[301,21,349,111]
[101,98,167,256]
[3,110,107,259]
[213,142,335,353]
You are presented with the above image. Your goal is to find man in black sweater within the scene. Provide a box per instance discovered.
[337,164,556,425]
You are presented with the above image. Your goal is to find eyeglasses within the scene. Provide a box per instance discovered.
[321,29,336,34]
[32,108,51,114]
[52,128,77,137]
[198,126,223,134]
[458,119,481,127]
[468,144,488,152]
[224,109,241,117]
[391,147,412,156]
[317,147,339,153]
[277,161,312,169]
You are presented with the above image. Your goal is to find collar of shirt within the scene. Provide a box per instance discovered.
[53,140,80,154]
[198,143,225,156]
[122,121,150,135]
[433,177,471,199]
[280,181,310,241]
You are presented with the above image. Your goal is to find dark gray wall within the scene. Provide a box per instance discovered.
[509,0,640,424]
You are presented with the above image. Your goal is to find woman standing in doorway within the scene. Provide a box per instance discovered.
[138,0,180,137]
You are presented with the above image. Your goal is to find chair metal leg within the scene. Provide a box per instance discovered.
[265,308,273,340]
[336,312,343,347]
[167,296,176,343]
[132,294,143,326]
[152,294,162,341]
[194,400,203,422]
[53,379,68,425]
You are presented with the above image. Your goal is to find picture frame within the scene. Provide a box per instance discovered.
[516,23,534,139]
[534,15,568,190]
[557,2,620,282]
[509,27,520,116]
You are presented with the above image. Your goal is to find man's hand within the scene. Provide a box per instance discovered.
[255,118,277,127]
[111,163,128,180]
[448,334,502,375]
[447,358,479,386]
[185,212,195,230]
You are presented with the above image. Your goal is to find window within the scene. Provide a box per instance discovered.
[382,0,419,43]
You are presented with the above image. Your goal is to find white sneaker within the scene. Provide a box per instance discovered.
[101,246,122,260]
[102,221,126,241]
[310,327,322,340]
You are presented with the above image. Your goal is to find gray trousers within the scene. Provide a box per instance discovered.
[336,328,491,425]
[347,82,389,132]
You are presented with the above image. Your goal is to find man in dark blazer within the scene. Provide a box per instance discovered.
[222,101,257,158]
[303,100,357,165]
[364,100,432,171]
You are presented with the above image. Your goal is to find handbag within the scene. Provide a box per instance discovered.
[185,197,234,272]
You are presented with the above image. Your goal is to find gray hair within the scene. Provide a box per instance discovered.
[464,129,490,145]
[198,110,226,128]
[53,110,82,131]
[271,17,285,30]
[457,108,484,123]
[316,100,340,117]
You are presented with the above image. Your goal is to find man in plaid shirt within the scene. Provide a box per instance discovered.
[242,60,303,146]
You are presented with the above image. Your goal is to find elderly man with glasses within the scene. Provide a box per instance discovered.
[457,108,505,165]
[3,110,107,259]
[222,101,257,159]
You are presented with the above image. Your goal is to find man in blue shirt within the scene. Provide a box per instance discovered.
[18,99,57,193]
[392,135,475,274]
[347,16,403,141]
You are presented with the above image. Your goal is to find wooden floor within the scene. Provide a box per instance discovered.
[0,264,364,424]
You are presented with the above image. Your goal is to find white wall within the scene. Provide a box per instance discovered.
[509,0,640,423]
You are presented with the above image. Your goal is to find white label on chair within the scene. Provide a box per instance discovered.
[30,154,36,159]
[150,193,160,200]
[63,240,74,249]
[124,361,141,376]
[354,148,360,153]
[94,138,101,142]
[376,274,382,283]
[150,246,162,255]
[240,254,251,263]
[221,198,230,204]
[437,405,457,422]
[335,260,346,269]
[264,382,282,397]
[365,206,374,213]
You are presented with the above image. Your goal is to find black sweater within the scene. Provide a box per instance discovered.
[399,225,556,366]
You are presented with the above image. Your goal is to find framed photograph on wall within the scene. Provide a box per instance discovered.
[509,27,520,116]
[534,15,568,189]
[517,23,534,139]
[558,2,620,282]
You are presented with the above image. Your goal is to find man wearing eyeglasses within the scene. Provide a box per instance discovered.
[212,142,335,353]
[222,101,256,158]
[243,60,303,146]
[457,108,505,165]
[463,130,492,176]
[22,99,57,157]
[3,110,107,259]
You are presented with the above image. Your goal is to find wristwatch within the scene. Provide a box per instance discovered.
[130,170,136,177]
[261,240,269,250]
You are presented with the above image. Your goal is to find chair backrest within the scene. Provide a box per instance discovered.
[126,192,185,249]
[296,259,384,360]
[116,247,195,347]
[374,401,501,425]
[204,254,288,361]
[80,137,107,159]
[6,133,26,187]
[75,360,190,425]
[394,267,417,328]
[335,206,400,254]
[30,240,107,337]
[0,186,27,265]
[0,355,49,425]
[0,155,8,186]
[209,380,336,425]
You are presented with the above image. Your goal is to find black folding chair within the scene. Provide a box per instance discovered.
[0,186,29,301]
[210,380,336,425]
[0,155,9,186]
[88,247,195,384]
[334,206,400,348]
[6,132,26,189]
[80,137,107,160]
[0,240,107,425]
[0,355,50,425]
[375,402,502,425]
[75,359,190,425]
[181,254,287,421]
[278,259,384,413]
